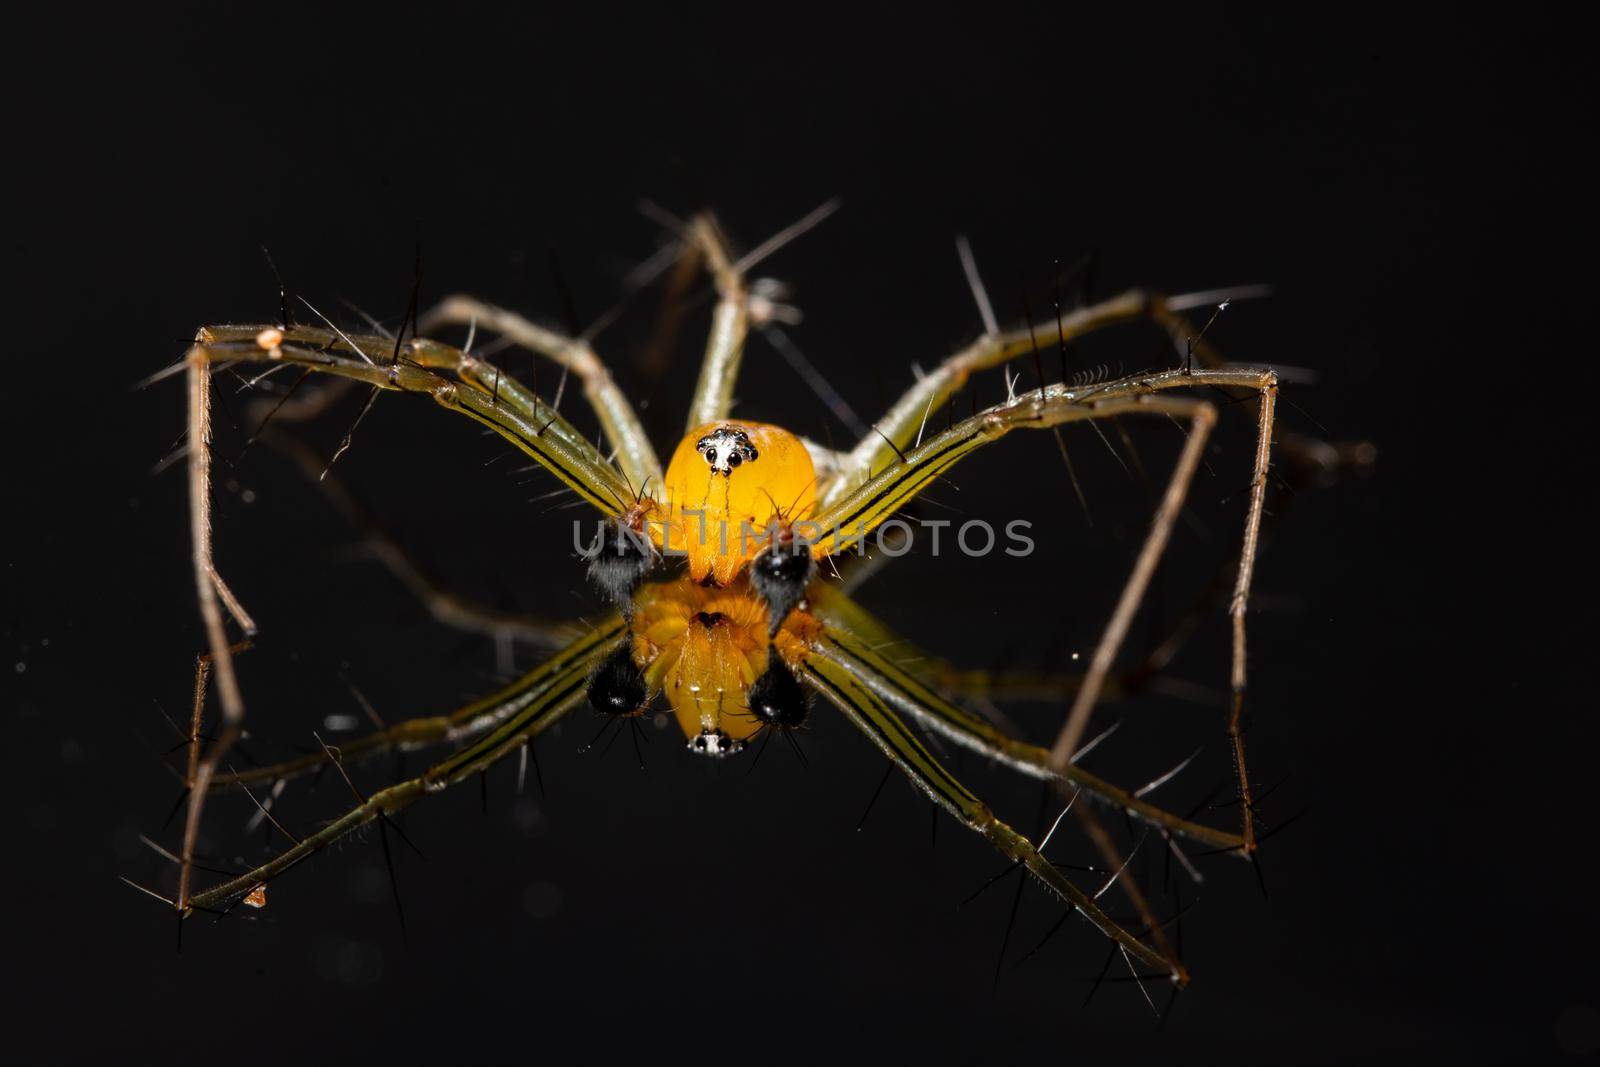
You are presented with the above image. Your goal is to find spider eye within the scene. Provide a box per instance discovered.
[727,452,742,468]
[751,538,816,635]
[747,649,809,730]
[587,644,647,718]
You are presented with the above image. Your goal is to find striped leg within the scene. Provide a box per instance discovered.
[418,296,662,494]
[807,371,1277,853]
[818,288,1271,507]
[802,651,1186,983]
[182,616,626,914]
[175,323,635,912]
[805,616,1244,854]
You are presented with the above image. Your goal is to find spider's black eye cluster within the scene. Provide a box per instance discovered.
[687,729,744,757]
[587,644,647,718]
[586,516,655,610]
[747,649,810,730]
[751,536,816,635]
[695,426,759,477]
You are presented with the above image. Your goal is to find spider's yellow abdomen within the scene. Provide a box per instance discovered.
[657,421,816,586]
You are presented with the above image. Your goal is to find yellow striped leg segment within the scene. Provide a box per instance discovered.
[418,296,662,496]
[801,651,1184,982]
[195,325,637,515]
[186,616,625,912]
[806,620,1244,854]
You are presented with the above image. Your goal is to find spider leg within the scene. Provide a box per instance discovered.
[683,213,751,429]
[801,651,1186,983]
[194,326,636,512]
[417,296,662,494]
[213,615,624,791]
[1039,379,1278,858]
[807,375,1277,854]
[175,327,634,911]
[426,209,814,461]
[398,334,639,510]
[1225,380,1277,854]
[1047,398,1215,766]
[181,616,626,914]
[808,376,1241,553]
[805,618,1243,853]
[811,580,1222,707]
[818,288,1290,507]
[680,203,839,431]
[177,345,247,914]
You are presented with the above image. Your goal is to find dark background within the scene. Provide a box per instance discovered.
[5,6,1589,1064]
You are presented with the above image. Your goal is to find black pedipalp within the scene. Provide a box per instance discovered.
[587,644,647,718]
[750,537,815,635]
[585,516,656,612]
[747,648,810,730]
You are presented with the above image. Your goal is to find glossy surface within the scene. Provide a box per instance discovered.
[632,575,820,744]
[656,420,818,585]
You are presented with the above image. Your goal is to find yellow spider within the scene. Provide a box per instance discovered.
[145,206,1325,991]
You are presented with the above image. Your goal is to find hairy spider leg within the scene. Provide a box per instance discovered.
[418,296,662,495]
[176,324,637,909]
[801,651,1184,983]
[185,617,626,913]
[809,371,1277,853]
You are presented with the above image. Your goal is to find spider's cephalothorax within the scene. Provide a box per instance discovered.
[630,574,820,754]
[657,420,817,586]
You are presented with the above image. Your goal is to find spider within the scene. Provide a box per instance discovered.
[140,205,1338,992]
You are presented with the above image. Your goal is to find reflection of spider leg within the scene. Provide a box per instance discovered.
[176,325,634,913]
[802,652,1185,983]
[260,430,580,649]
[418,296,661,493]
[811,581,1224,706]
[806,623,1243,853]
[213,615,622,791]
[808,373,1276,853]
[185,616,626,914]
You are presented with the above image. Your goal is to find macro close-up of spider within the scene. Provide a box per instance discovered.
[6,7,1591,1064]
[159,204,1310,989]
